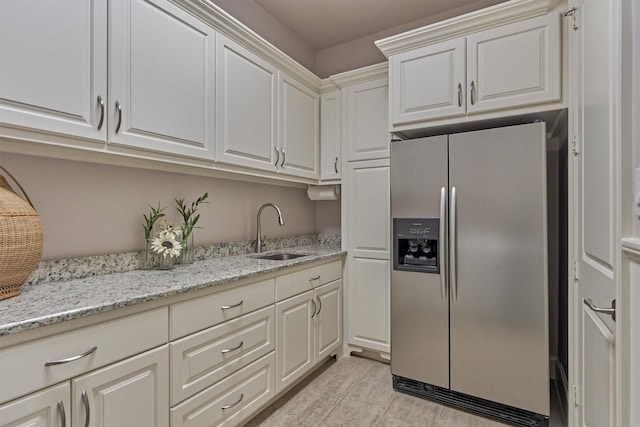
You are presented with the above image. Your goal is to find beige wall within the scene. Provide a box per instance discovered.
[2,153,339,260]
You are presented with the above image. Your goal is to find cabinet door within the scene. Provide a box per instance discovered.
[344,78,390,161]
[315,280,343,360]
[467,13,561,114]
[109,0,215,159]
[348,257,391,354]
[215,34,278,172]
[279,74,319,179]
[72,345,169,427]
[389,38,466,125]
[320,90,342,181]
[275,291,314,394]
[0,0,107,142]
[0,382,69,427]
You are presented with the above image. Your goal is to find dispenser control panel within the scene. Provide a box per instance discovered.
[393,218,439,273]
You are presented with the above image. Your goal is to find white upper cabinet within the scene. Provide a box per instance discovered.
[109,0,216,159]
[215,33,278,172]
[379,2,563,132]
[0,0,107,142]
[343,77,390,161]
[466,13,561,114]
[320,90,342,181]
[279,74,319,179]
[390,38,466,124]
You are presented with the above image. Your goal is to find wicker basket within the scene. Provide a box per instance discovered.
[0,166,44,300]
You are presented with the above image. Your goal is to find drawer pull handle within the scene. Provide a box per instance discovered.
[221,300,243,310]
[309,275,321,282]
[221,393,244,410]
[44,346,97,366]
[81,390,90,427]
[221,341,244,354]
[58,400,66,427]
[311,298,317,318]
[316,295,322,315]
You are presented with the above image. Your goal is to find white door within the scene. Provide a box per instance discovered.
[215,33,278,172]
[389,38,466,125]
[315,280,343,360]
[72,346,169,427]
[0,382,70,427]
[279,74,319,179]
[346,159,391,354]
[109,0,215,159]
[0,0,107,142]
[275,291,314,393]
[571,0,620,425]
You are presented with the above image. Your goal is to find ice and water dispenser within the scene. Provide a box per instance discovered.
[393,218,439,273]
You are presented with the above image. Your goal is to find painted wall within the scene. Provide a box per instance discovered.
[2,153,339,260]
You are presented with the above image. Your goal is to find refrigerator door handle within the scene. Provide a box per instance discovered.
[439,186,448,300]
[450,186,457,302]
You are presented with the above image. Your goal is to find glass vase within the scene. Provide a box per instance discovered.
[181,233,194,265]
[157,254,174,270]
[139,238,154,270]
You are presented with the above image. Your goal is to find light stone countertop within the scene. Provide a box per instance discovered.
[0,244,345,337]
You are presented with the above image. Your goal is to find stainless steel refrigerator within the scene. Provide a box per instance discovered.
[390,123,549,426]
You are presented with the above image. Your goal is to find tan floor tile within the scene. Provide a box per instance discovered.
[273,388,339,426]
[339,381,396,413]
[321,401,391,427]
[361,360,392,387]
[378,391,443,427]
[304,369,361,399]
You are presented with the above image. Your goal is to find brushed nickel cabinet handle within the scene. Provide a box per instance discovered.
[311,298,317,318]
[221,300,243,310]
[115,101,122,134]
[58,400,66,427]
[274,147,280,166]
[309,275,321,282]
[221,393,244,410]
[45,346,97,366]
[97,95,104,130]
[334,157,339,174]
[280,148,286,167]
[81,391,90,427]
[457,83,462,107]
[221,341,244,354]
[470,81,476,105]
[584,298,616,321]
[316,295,322,315]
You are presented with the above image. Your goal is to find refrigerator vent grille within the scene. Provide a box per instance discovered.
[392,375,549,427]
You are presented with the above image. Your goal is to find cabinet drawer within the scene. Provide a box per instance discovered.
[170,352,275,427]
[276,260,342,301]
[0,307,168,404]
[170,278,275,339]
[170,306,275,405]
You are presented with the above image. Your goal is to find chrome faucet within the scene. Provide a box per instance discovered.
[256,203,284,253]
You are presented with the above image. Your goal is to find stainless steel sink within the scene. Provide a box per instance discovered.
[254,253,310,261]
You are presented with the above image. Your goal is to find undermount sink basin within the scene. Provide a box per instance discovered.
[255,253,310,261]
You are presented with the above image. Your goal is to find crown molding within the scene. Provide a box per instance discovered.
[329,62,388,88]
[375,0,562,57]
[172,0,322,91]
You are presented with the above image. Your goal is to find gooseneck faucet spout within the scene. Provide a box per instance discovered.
[256,203,284,253]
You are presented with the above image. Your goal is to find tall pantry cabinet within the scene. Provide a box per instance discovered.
[336,64,392,357]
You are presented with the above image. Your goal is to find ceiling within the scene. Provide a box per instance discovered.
[252,0,508,50]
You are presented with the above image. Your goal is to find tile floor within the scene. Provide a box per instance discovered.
[243,356,566,427]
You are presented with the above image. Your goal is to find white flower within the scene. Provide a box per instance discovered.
[154,220,182,238]
[150,230,182,258]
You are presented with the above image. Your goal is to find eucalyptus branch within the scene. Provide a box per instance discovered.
[142,203,166,240]
[176,192,209,240]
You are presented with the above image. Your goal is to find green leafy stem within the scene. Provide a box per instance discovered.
[176,192,209,241]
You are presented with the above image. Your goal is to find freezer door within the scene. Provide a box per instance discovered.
[448,123,549,415]
[390,136,449,388]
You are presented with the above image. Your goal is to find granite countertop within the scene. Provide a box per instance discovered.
[0,244,345,337]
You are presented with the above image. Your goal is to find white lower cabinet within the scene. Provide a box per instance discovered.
[0,382,70,427]
[170,353,275,427]
[275,272,343,393]
[72,345,169,427]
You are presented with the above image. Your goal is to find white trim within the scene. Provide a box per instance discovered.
[375,0,561,57]
[329,63,388,88]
